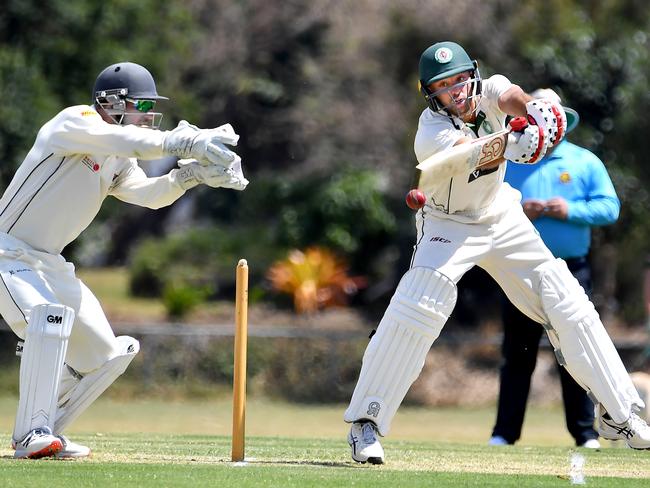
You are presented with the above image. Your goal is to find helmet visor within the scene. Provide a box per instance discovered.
[95,90,164,129]
[128,98,156,113]
[428,77,482,117]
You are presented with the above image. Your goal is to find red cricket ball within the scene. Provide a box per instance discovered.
[405,189,426,210]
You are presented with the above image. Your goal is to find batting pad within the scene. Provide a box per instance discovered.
[13,304,74,442]
[54,336,139,433]
[344,267,456,435]
[539,258,643,423]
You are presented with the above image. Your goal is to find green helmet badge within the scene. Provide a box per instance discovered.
[434,47,453,64]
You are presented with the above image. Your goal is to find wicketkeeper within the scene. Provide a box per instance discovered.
[0,62,248,458]
[344,41,650,464]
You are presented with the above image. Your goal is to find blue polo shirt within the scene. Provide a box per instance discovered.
[505,141,620,259]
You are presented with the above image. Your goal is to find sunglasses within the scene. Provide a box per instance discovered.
[128,99,156,113]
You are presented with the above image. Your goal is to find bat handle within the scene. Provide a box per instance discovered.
[509,116,528,132]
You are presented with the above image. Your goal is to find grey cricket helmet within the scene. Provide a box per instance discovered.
[92,62,168,101]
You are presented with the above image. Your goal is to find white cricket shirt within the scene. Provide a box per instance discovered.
[0,105,185,254]
[414,74,521,223]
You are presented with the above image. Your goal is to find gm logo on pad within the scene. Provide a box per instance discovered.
[47,315,63,324]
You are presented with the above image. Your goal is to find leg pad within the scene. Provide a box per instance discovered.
[538,258,643,423]
[13,304,74,442]
[344,267,456,435]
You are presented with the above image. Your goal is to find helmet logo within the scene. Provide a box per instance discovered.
[434,47,453,63]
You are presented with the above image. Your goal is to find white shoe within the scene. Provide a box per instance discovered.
[580,439,601,449]
[596,404,650,450]
[13,427,63,459]
[488,435,510,446]
[348,421,384,464]
[55,434,91,459]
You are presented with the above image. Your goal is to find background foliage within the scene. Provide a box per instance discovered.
[1,0,649,323]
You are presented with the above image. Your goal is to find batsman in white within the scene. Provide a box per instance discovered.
[344,41,650,464]
[0,61,248,459]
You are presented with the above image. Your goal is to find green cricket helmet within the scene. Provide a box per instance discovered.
[418,41,482,114]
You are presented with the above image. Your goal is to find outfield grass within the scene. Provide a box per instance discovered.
[0,396,580,444]
[1,396,649,486]
[0,433,648,487]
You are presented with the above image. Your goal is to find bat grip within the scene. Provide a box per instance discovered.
[509,116,528,132]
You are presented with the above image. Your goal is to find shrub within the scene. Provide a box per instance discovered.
[196,167,399,277]
[128,166,401,311]
[111,333,366,403]
[267,247,366,313]
[128,225,280,300]
[162,283,210,319]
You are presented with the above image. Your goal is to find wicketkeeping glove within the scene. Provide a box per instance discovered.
[163,120,240,167]
[172,158,249,191]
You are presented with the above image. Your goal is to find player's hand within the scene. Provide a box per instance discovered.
[522,199,546,221]
[543,197,568,220]
[504,117,545,164]
[478,157,507,170]
[163,120,240,167]
[172,158,249,191]
[526,99,567,148]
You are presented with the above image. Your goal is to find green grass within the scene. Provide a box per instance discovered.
[0,397,582,444]
[1,397,649,486]
[0,434,648,487]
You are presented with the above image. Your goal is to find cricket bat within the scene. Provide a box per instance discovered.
[417,128,510,180]
[416,117,530,189]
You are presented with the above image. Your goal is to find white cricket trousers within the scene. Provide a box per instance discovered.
[0,232,121,373]
[411,202,554,324]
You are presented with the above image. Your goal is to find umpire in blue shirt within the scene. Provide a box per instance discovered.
[489,89,620,448]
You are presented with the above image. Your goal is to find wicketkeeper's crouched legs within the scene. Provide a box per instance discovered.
[344,267,457,435]
[55,335,139,433]
[537,259,643,423]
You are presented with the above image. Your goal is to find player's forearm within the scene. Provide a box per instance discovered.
[111,174,185,209]
[497,85,533,117]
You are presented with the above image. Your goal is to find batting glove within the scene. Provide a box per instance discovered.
[504,116,546,164]
[526,99,567,148]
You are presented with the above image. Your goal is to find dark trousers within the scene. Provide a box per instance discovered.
[491,257,598,445]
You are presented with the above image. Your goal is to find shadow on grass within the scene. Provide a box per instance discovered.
[227,459,356,469]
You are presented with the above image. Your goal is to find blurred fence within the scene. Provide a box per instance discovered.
[1,320,648,405]
[2,319,646,349]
